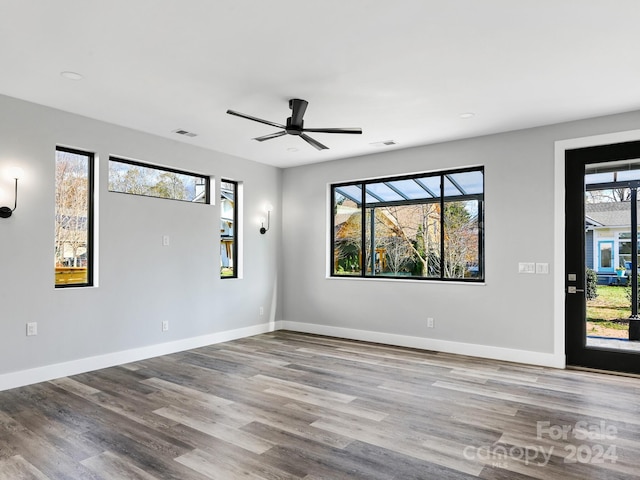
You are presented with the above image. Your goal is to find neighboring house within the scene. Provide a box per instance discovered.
[585,201,635,282]
[334,200,445,275]
[220,189,235,270]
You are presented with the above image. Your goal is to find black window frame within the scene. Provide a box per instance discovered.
[330,166,484,282]
[108,156,210,204]
[220,179,238,279]
[55,146,95,288]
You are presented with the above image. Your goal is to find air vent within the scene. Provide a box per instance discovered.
[370,140,397,147]
[173,129,198,138]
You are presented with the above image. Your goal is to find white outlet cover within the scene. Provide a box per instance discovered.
[26,322,37,336]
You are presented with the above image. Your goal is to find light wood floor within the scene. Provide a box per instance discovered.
[0,331,639,479]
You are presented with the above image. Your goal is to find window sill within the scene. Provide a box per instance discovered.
[326,275,485,286]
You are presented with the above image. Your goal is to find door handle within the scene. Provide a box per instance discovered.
[567,286,585,294]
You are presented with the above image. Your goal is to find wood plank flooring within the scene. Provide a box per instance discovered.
[0,331,639,479]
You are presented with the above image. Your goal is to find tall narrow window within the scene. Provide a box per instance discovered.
[220,179,238,278]
[331,167,484,281]
[55,147,94,287]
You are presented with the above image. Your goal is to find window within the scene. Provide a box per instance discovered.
[331,167,484,281]
[220,180,238,278]
[55,147,94,287]
[108,157,210,203]
[618,232,640,270]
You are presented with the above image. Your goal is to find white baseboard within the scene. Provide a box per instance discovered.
[0,319,565,392]
[280,321,566,369]
[0,321,283,392]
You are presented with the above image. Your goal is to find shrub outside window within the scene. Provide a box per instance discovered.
[331,167,484,281]
[108,157,209,203]
[55,147,94,287]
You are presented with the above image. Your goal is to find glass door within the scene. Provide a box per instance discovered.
[597,240,614,273]
[566,141,640,374]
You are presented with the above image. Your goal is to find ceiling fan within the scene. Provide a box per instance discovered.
[226,98,362,151]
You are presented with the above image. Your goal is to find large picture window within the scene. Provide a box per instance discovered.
[55,147,94,287]
[220,179,238,278]
[108,157,209,203]
[331,167,484,281]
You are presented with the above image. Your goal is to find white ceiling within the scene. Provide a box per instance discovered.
[1,1,640,168]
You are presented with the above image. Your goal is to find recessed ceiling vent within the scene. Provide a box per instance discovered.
[173,129,197,137]
[370,140,397,147]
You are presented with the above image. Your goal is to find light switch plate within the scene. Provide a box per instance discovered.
[518,262,536,274]
[536,263,549,274]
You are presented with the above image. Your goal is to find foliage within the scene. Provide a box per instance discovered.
[333,200,362,273]
[384,203,441,277]
[625,277,640,310]
[108,163,189,200]
[55,152,89,268]
[380,235,413,274]
[585,188,631,203]
[585,268,598,300]
[333,198,480,278]
[443,201,478,278]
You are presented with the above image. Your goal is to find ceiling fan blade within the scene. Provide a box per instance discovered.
[303,127,363,134]
[226,109,285,129]
[289,99,308,127]
[253,131,287,142]
[300,133,329,151]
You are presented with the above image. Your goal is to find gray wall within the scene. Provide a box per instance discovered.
[4,90,640,382]
[0,94,282,377]
[282,109,640,358]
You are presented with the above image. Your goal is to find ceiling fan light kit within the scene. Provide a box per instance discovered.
[226,98,362,151]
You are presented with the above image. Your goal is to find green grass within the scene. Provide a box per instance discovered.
[586,285,630,327]
[221,268,234,277]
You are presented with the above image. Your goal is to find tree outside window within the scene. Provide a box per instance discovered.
[332,168,483,281]
[55,148,93,286]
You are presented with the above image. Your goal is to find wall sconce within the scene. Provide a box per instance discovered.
[0,167,23,219]
[260,203,273,234]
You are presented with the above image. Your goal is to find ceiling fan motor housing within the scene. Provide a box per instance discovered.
[286,117,303,135]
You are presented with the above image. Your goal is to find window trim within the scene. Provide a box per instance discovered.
[220,179,238,279]
[108,156,210,204]
[330,166,484,282]
[55,146,95,288]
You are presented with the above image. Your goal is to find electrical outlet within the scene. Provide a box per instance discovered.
[162,235,170,246]
[26,322,37,336]
[162,320,169,332]
[259,306,264,316]
[427,317,434,328]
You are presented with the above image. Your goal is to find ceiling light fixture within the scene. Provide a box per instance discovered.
[60,71,84,81]
[460,112,476,119]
